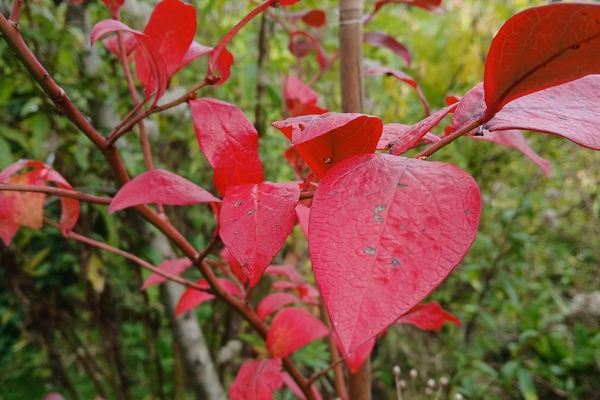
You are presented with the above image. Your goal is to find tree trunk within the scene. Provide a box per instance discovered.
[338,0,371,399]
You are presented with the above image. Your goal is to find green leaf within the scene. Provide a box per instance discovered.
[517,367,538,400]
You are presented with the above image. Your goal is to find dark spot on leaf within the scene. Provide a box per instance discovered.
[364,246,376,255]
[374,215,384,223]
[373,204,387,213]
[421,228,426,233]
[246,209,256,215]
[397,183,408,188]
[572,45,580,50]
[558,117,568,122]
[299,123,306,131]
[234,200,243,207]
[465,209,471,215]
[405,250,410,256]
[323,157,332,164]
[401,223,407,229]
[391,258,400,267]
[276,223,280,227]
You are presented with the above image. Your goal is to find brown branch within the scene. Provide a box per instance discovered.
[0,183,113,204]
[308,357,345,387]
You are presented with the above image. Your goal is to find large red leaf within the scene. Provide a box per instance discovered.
[175,278,240,316]
[257,293,300,320]
[109,169,220,213]
[309,153,481,353]
[377,123,440,153]
[91,20,167,103]
[189,98,264,196]
[266,308,329,358]
[397,301,460,330]
[230,358,283,400]
[483,3,600,118]
[334,335,375,373]
[46,170,80,236]
[388,104,456,156]
[220,182,300,287]
[141,257,193,290]
[364,32,411,66]
[289,9,327,28]
[280,372,323,400]
[141,0,197,79]
[363,67,429,116]
[364,0,442,25]
[271,113,383,178]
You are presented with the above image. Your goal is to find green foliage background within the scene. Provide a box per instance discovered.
[1,0,599,399]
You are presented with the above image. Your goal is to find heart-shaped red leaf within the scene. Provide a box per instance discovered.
[230,358,283,400]
[257,293,300,320]
[267,307,329,358]
[141,0,197,78]
[189,98,264,196]
[397,301,460,330]
[483,3,600,118]
[335,335,375,372]
[220,182,299,287]
[363,67,429,115]
[364,32,411,66]
[271,113,383,178]
[175,278,240,316]
[289,9,327,28]
[109,169,220,213]
[309,153,481,353]
[141,257,193,290]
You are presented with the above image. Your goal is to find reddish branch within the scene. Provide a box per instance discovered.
[0,183,113,204]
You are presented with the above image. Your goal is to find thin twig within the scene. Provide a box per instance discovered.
[0,183,113,204]
[307,358,344,386]
[414,118,482,159]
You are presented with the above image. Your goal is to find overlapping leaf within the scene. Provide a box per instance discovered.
[364,32,411,66]
[363,67,429,115]
[109,169,220,213]
[257,293,300,320]
[272,113,383,178]
[309,154,481,353]
[290,31,329,69]
[141,257,193,290]
[46,170,80,236]
[266,308,329,358]
[335,335,375,373]
[190,98,264,196]
[396,301,460,330]
[175,278,240,316]
[483,3,600,118]
[377,123,440,152]
[230,359,283,400]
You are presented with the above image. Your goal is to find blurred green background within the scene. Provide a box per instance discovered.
[1,0,599,399]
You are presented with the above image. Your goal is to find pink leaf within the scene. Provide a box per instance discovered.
[220,182,300,287]
[271,281,320,304]
[295,204,310,238]
[472,130,551,178]
[266,265,305,285]
[397,301,461,330]
[285,74,319,106]
[102,32,137,61]
[483,3,600,119]
[171,41,213,77]
[388,104,457,155]
[141,257,193,290]
[364,32,411,66]
[267,308,329,358]
[289,9,327,28]
[272,113,383,178]
[109,169,220,213]
[230,358,283,400]
[290,30,329,69]
[334,335,375,373]
[450,83,484,134]
[377,123,440,152]
[141,0,197,78]
[189,98,264,197]
[175,278,240,316]
[257,293,300,320]
[363,67,429,116]
[309,154,481,353]
[46,170,80,236]
[281,372,323,400]
[91,20,167,104]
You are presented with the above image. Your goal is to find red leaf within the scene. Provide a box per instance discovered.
[364,0,442,25]
[0,160,46,182]
[141,0,197,78]
[220,182,300,287]
[377,123,440,152]
[272,281,320,304]
[363,67,429,116]
[281,372,323,400]
[175,278,240,316]
[364,32,411,66]
[485,75,600,151]
[267,308,329,358]
[472,130,551,178]
[295,204,310,238]
[101,0,124,17]
[102,32,137,61]
[220,247,248,285]
[266,265,305,285]
[257,293,300,320]
[189,98,264,196]
[397,301,460,330]
[208,0,277,84]
[483,3,600,118]
[271,113,383,178]
[285,74,319,106]
[335,335,375,373]
[46,170,80,236]
[450,83,484,134]
[290,31,329,69]
[388,104,457,156]
[289,40,316,59]
[171,41,213,77]
[141,257,193,290]
[91,20,167,104]
[230,358,283,400]
[289,9,327,28]
[109,169,220,213]
[309,153,481,353]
